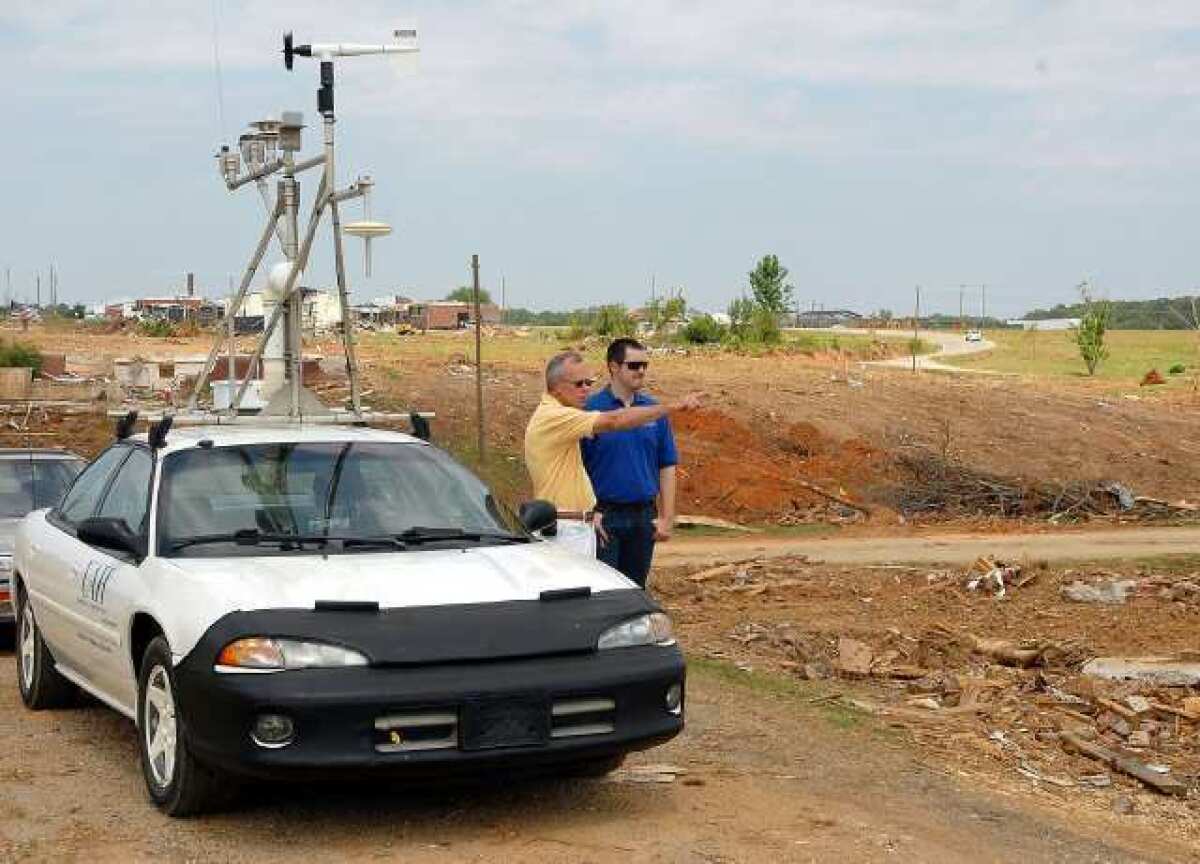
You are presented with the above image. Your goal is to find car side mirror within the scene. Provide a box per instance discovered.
[518,499,558,534]
[77,516,145,559]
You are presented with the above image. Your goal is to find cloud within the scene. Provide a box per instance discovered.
[6,2,1200,179]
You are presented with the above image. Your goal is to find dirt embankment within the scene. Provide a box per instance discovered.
[10,323,1200,530]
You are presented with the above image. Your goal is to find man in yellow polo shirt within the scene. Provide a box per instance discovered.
[524,350,701,553]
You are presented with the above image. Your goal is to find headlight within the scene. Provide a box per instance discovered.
[597,613,675,650]
[215,637,369,672]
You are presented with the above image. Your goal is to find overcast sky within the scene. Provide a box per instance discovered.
[3,1,1200,317]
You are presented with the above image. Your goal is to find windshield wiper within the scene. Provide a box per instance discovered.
[168,529,332,552]
[340,536,409,551]
[395,527,530,545]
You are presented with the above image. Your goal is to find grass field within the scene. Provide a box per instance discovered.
[945,329,1200,381]
[357,328,930,372]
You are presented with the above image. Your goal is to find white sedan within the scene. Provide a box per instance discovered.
[13,422,684,815]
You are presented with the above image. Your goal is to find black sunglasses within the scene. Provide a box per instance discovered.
[570,377,596,388]
[622,361,649,371]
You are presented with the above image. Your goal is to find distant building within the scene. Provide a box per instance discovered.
[406,300,501,330]
[135,296,223,324]
[1007,318,1080,331]
[234,288,343,330]
[792,309,863,328]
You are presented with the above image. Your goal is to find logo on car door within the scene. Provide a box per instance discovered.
[80,560,117,607]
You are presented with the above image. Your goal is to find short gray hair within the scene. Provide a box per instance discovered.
[545,351,583,390]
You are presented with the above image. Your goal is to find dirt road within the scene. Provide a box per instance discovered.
[0,647,1188,863]
[848,328,997,373]
[656,524,1200,567]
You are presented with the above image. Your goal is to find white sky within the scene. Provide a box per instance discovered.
[3,1,1200,316]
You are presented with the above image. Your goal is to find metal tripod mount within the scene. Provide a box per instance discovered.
[188,29,419,422]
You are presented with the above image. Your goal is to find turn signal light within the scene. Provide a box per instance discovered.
[217,637,285,669]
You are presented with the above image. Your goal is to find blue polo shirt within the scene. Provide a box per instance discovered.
[581,388,678,504]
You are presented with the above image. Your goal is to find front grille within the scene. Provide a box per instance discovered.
[374,711,458,753]
[551,696,616,739]
[372,693,617,754]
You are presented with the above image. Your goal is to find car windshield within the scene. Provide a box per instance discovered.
[0,458,84,518]
[158,441,526,557]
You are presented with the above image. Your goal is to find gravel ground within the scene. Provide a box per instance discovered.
[0,627,1190,863]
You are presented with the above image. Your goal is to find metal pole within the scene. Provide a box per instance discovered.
[187,198,284,409]
[473,254,485,462]
[981,284,987,332]
[325,114,361,414]
[232,176,328,413]
[912,285,920,373]
[280,150,302,417]
[959,285,964,331]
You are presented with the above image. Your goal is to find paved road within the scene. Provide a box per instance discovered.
[656,525,1200,568]
[865,328,996,372]
[792,326,994,372]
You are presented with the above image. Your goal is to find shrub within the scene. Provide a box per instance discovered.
[681,314,726,344]
[591,304,636,338]
[0,340,43,373]
[1069,283,1111,376]
[1169,362,1186,375]
[726,296,781,346]
[138,318,174,337]
[565,314,590,342]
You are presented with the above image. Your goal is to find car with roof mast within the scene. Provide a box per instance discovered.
[11,419,684,815]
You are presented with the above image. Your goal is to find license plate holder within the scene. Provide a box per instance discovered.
[461,696,550,751]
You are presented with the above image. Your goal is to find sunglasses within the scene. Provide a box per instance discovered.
[622,361,649,371]
[571,377,596,389]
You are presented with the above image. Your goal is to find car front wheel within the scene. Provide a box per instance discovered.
[15,588,77,710]
[137,635,229,816]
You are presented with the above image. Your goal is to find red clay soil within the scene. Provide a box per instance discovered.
[671,409,891,523]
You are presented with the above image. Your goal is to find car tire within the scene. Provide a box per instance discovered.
[137,635,230,816]
[15,588,78,710]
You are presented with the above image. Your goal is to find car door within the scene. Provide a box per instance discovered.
[31,445,131,677]
[83,445,154,706]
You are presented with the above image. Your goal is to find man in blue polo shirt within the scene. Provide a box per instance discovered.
[582,338,678,587]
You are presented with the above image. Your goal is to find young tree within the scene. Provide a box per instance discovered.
[748,254,794,316]
[1070,281,1112,376]
[445,285,493,304]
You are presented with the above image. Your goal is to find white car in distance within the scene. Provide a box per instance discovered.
[13,421,685,815]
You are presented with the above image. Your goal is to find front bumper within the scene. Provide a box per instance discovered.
[175,645,685,780]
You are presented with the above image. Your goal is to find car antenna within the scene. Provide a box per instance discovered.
[115,410,139,441]
[148,415,174,449]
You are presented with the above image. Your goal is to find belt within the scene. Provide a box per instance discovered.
[596,500,656,512]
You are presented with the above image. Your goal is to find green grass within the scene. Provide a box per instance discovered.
[944,329,1200,381]
[688,657,865,731]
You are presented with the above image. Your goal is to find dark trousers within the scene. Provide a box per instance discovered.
[597,502,657,588]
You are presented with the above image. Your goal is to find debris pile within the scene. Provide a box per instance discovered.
[891,448,1200,522]
[664,554,1200,819]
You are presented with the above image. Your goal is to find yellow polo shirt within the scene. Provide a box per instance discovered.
[524,393,598,511]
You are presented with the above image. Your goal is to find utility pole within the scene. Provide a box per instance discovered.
[981,284,987,331]
[501,274,506,313]
[912,285,920,373]
[650,272,656,304]
[472,254,485,462]
[958,285,964,331]
[35,272,40,309]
